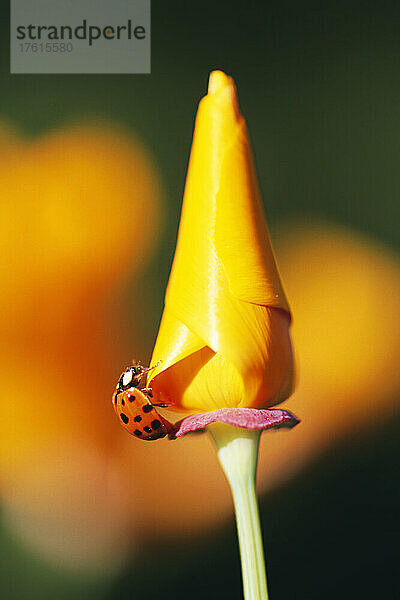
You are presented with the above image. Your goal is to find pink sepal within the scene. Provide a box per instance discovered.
[170,407,300,439]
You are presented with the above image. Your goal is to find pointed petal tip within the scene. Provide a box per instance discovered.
[208,70,232,93]
[207,70,240,116]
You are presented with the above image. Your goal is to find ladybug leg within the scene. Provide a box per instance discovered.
[142,386,174,408]
[141,387,153,395]
[141,388,173,408]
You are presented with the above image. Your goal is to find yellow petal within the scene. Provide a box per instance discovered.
[149,71,294,411]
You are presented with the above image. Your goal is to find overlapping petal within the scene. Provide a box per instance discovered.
[148,71,294,411]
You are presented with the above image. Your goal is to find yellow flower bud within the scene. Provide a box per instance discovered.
[148,71,294,412]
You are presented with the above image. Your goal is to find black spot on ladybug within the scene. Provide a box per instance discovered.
[151,419,162,430]
[128,395,135,402]
[134,429,143,437]
[143,426,152,433]
[134,415,142,422]
[143,404,153,413]
[120,413,129,424]
[121,398,125,406]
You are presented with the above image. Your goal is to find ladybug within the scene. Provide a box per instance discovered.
[112,362,172,440]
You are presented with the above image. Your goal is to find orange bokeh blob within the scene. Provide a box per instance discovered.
[0,121,163,571]
[257,221,400,490]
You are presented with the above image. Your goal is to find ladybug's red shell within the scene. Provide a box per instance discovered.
[113,387,170,441]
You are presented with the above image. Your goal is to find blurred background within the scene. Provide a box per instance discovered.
[0,1,399,599]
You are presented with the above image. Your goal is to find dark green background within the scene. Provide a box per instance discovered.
[1,1,398,599]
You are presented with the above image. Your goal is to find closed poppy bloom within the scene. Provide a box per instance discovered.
[124,72,296,600]
[148,71,294,414]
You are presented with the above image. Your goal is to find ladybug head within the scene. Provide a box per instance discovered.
[117,365,142,391]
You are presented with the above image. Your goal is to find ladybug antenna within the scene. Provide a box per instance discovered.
[134,361,162,381]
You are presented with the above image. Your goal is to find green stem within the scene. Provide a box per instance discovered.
[208,423,269,600]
